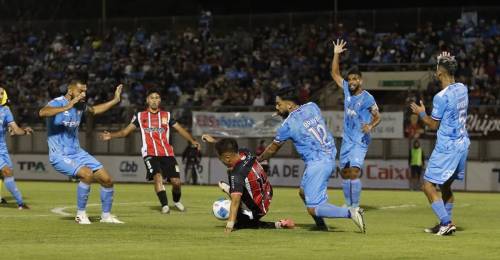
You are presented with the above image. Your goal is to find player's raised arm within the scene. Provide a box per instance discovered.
[39,92,85,117]
[331,39,347,88]
[87,84,122,115]
[201,134,218,143]
[99,123,137,141]
[172,122,201,150]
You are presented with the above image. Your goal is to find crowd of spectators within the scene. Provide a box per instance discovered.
[0,14,498,124]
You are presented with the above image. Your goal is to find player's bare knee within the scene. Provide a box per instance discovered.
[1,167,13,177]
[350,168,361,180]
[171,178,181,187]
[307,207,317,216]
[340,169,350,179]
[77,168,93,183]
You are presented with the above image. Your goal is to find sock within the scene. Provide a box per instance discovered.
[77,182,91,211]
[100,187,114,214]
[314,202,350,218]
[431,200,451,225]
[0,178,3,200]
[351,179,362,208]
[4,177,23,205]
[313,216,326,227]
[342,179,352,207]
[156,190,168,207]
[172,187,181,203]
[445,203,454,220]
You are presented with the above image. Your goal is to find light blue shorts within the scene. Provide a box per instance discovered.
[49,149,103,177]
[424,148,468,185]
[300,159,336,208]
[0,152,13,170]
[340,140,368,169]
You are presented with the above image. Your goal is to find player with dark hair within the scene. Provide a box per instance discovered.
[202,134,294,233]
[257,87,365,233]
[331,39,381,209]
[410,52,468,236]
[39,80,124,224]
[0,87,33,209]
[100,88,200,214]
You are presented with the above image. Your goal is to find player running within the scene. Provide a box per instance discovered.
[257,88,365,233]
[410,52,468,236]
[202,134,294,233]
[331,39,380,209]
[39,80,124,224]
[100,88,200,214]
[0,87,33,209]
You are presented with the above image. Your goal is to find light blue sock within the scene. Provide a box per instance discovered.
[100,187,114,213]
[4,177,23,206]
[77,182,91,211]
[342,179,352,207]
[445,203,454,219]
[314,202,350,218]
[431,200,451,225]
[351,179,362,208]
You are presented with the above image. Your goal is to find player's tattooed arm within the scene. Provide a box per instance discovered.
[362,106,381,133]
[257,141,282,162]
[88,84,123,115]
[410,101,440,130]
[331,39,347,89]
[38,92,86,117]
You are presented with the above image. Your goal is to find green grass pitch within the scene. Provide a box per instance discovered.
[0,181,499,259]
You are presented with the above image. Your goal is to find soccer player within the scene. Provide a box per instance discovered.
[99,88,200,214]
[331,39,380,209]
[202,134,294,233]
[0,87,33,209]
[257,88,365,233]
[410,52,468,236]
[39,80,124,224]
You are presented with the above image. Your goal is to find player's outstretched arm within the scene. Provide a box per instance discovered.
[410,101,440,130]
[331,39,347,88]
[99,123,136,141]
[225,193,241,234]
[257,141,283,162]
[173,122,201,150]
[201,134,218,143]
[8,122,33,136]
[39,92,85,117]
[88,84,122,115]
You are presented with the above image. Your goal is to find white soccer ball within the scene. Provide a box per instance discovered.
[212,198,231,220]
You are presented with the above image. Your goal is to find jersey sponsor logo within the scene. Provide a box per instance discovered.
[62,120,80,128]
[346,108,357,117]
[144,127,166,133]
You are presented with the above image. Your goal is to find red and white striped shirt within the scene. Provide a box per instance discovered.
[132,110,176,157]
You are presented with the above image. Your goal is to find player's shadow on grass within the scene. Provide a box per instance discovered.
[59,216,101,222]
[295,223,345,232]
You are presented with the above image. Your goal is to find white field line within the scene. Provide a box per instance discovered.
[51,201,154,216]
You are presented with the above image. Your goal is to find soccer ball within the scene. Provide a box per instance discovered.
[212,198,231,220]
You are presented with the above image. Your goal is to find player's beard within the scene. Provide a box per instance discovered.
[349,84,360,95]
[74,101,86,111]
[277,110,289,119]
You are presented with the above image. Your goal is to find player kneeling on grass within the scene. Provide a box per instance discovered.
[203,134,294,233]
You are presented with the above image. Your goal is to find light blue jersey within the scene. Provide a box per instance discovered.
[342,80,377,146]
[274,102,336,207]
[46,96,84,155]
[46,96,102,177]
[425,83,470,184]
[340,80,377,169]
[274,102,336,162]
[0,106,15,169]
